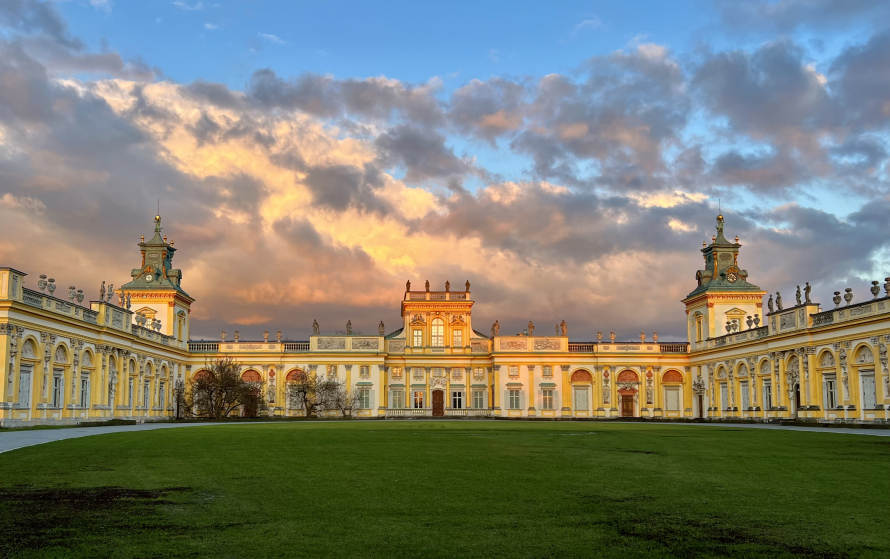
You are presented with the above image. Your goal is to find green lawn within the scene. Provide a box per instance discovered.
[0,422,887,558]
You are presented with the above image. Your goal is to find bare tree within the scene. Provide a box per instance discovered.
[331,381,362,418]
[287,372,359,418]
[186,356,267,419]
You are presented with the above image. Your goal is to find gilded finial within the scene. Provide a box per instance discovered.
[154,213,162,234]
[141,235,144,242]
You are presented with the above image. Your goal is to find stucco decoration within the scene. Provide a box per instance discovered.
[616,370,638,383]
[571,370,592,382]
[663,370,683,383]
[500,339,527,350]
[534,339,561,351]
[82,351,93,368]
[22,339,37,359]
[855,346,874,364]
[389,340,405,353]
[353,339,379,350]
[54,346,68,363]
[318,338,346,350]
[820,351,835,368]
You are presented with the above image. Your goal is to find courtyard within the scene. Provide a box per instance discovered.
[0,421,887,558]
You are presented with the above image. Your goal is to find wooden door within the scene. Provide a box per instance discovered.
[697,395,704,418]
[620,394,634,417]
[432,390,445,416]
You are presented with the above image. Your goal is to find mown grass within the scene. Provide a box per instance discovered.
[0,421,887,558]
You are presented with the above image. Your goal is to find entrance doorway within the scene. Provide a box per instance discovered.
[697,395,704,418]
[432,390,445,416]
[620,394,634,417]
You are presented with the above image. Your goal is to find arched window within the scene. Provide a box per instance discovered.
[431,318,444,347]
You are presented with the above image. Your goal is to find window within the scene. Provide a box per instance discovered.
[473,390,484,409]
[695,316,703,342]
[543,366,553,378]
[542,390,554,410]
[474,367,485,380]
[159,382,166,409]
[431,319,444,347]
[52,373,63,408]
[18,365,32,407]
[720,384,728,410]
[143,381,150,408]
[128,379,134,408]
[327,365,338,377]
[392,390,405,409]
[665,387,680,411]
[413,391,424,408]
[508,366,519,378]
[574,387,589,411]
[862,373,877,409]
[741,382,750,409]
[452,391,463,409]
[763,382,772,409]
[359,389,371,409]
[391,367,403,379]
[80,377,90,408]
[509,390,521,409]
[824,378,837,409]
[413,329,423,347]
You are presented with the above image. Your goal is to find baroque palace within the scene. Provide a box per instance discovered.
[1,214,889,426]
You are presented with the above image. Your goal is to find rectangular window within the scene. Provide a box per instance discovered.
[825,378,837,409]
[413,329,423,347]
[509,389,521,410]
[143,381,150,408]
[391,367,402,379]
[763,382,772,409]
[474,367,484,379]
[741,382,749,409]
[452,391,463,409]
[508,366,519,378]
[453,330,462,347]
[159,382,166,409]
[720,384,728,410]
[543,366,553,378]
[574,387,589,411]
[128,379,133,408]
[359,389,371,409]
[542,390,554,410]
[862,374,876,409]
[52,374,62,408]
[327,365,338,377]
[392,390,405,409]
[18,365,32,407]
[80,378,90,408]
[696,318,703,342]
[473,390,484,409]
[413,391,424,409]
[665,387,680,411]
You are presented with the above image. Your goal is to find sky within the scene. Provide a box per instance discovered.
[1,0,889,342]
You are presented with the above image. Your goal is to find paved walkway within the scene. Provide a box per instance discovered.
[1,420,887,455]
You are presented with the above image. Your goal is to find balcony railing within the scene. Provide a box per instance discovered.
[386,408,432,417]
[568,343,595,353]
[284,342,311,352]
[188,342,219,352]
[659,343,689,353]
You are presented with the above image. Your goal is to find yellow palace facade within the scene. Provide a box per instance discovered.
[1,214,888,426]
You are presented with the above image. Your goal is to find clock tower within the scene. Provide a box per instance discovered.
[119,214,194,344]
[682,214,765,348]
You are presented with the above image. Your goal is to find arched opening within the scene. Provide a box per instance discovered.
[431,318,444,347]
[662,370,683,414]
[616,369,639,417]
[571,370,592,382]
[193,369,213,381]
[432,389,445,416]
[285,369,306,382]
[571,369,592,413]
[241,370,262,383]
[662,370,683,383]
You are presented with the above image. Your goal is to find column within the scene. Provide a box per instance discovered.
[378,365,387,416]
[527,365,535,417]
[560,364,570,417]
[492,365,501,414]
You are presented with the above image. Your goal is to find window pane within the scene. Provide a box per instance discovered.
[453,330,462,347]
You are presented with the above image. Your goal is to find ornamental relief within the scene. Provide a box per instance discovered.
[500,339,527,350]
[353,338,379,350]
[388,340,405,352]
[855,346,874,364]
[22,339,37,359]
[317,338,346,350]
[54,346,68,363]
[533,339,561,351]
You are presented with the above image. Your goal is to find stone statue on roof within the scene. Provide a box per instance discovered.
[378,321,385,335]
[795,285,802,306]
[528,321,534,336]
[312,319,319,335]
[768,294,774,314]
[805,282,811,304]
[776,292,783,311]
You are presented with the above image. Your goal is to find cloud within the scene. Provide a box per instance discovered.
[258,32,286,45]
[716,0,890,34]
[204,23,218,30]
[172,1,203,11]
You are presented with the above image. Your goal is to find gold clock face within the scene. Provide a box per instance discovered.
[726,272,738,283]
[145,274,154,282]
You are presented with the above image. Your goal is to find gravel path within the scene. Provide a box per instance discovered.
[1,420,887,455]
